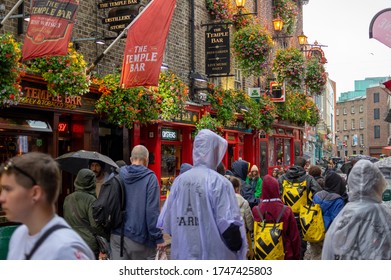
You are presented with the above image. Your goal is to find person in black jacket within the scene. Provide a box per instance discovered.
[277,156,322,259]
[231,159,259,209]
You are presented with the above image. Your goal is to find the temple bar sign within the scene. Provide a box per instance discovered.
[98,0,139,9]
[205,25,230,76]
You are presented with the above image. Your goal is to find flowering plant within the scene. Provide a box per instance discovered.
[273,0,299,35]
[94,71,188,128]
[272,48,305,91]
[157,71,189,120]
[305,57,327,95]
[94,72,160,128]
[0,33,22,106]
[207,83,236,126]
[233,7,257,30]
[27,43,90,97]
[275,92,320,126]
[232,23,273,76]
[205,0,233,21]
[195,112,224,136]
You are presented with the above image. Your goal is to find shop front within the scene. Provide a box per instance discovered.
[0,73,101,224]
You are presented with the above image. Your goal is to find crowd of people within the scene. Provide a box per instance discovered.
[1,128,391,260]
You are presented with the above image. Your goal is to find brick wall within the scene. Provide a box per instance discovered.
[0,0,304,92]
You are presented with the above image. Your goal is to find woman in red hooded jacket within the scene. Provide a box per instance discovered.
[252,175,301,260]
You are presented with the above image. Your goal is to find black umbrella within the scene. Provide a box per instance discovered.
[55,150,118,175]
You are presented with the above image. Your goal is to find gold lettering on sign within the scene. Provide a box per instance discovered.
[21,87,82,109]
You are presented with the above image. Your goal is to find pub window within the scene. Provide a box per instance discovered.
[360,134,364,145]
[374,92,379,103]
[360,118,364,129]
[374,108,380,120]
[351,106,355,114]
[359,105,363,112]
[343,107,347,115]
[336,108,339,116]
[336,120,339,131]
[343,120,347,130]
[374,125,380,138]
[351,119,355,130]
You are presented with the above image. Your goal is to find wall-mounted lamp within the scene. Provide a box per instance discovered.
[190,71,208,83]
[297,32,308,46]
[95,38,106,45]
[161,63,169,71]
[235,0,246,9]
[272,17,284,32]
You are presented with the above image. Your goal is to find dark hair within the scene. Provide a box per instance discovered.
[88,160,105,169]
[294,156,307,168]
[308,165,322,177]
[228,176,241,190]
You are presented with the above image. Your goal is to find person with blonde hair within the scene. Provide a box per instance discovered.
[246,165,263,198]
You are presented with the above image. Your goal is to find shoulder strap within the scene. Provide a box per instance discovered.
[276,205,286,223]
[255,205,264,221]
[114,174,126,258]
[25,224,68,260]
[114,174,126,211]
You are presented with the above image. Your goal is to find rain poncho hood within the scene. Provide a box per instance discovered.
[74,168,96,196]
[179,163,192,174]
[192,129,227,170]
[157,129,247,259]
[322,160,391,259]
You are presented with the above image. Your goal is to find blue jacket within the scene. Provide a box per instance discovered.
[113,164,164,247]
[313,191,345,231]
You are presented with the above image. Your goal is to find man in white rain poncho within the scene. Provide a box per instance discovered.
[322,159,391,259]
[157,129,247,259]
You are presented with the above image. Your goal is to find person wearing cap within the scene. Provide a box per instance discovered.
[63,168,107,259]
[246,164,263,198]
[89,160,109,197]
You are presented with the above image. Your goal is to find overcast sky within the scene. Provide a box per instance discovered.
[303,0,391,97]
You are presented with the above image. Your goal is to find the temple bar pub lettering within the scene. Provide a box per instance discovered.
[205,24,230,76]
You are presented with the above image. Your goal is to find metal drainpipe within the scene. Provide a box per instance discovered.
[189,0,195,101]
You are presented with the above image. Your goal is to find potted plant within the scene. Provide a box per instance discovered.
[26,43,91,97]
[0,33,22,106]
[305,57,327,95]
[232,23,273,76]
[273,0,299,35]
[272,47,305,91]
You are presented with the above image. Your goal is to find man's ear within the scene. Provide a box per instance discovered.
[30,184,44,203]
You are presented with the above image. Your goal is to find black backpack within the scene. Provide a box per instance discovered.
[92,174,126,257]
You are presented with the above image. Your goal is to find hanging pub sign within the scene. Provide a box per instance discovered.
[97,0,140,9]
[307,46,327,64]
[369,8,391,49]
[205,24,230,76]
[269,81,285,102]
[22,0,79,60]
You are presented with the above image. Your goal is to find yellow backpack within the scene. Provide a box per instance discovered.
[282,179,312,214]
[253,205,286,260]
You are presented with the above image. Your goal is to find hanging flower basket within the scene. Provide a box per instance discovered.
[205,0,233,21]
[232,23,273,76]
[195,112,224,136]
[305,57,327,96]
[94,71,188,128]
[157,70,189,120]
[207,83,237,126]
[272,47,305,91]
[273,0,299,35]
[275,91,320,126]
[26,43,91,97]
[0,33,22,106]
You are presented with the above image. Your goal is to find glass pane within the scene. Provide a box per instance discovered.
[161,144,181,196]
[275,138,284,166]
[284,139,291,166]
[268,137,275,166]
